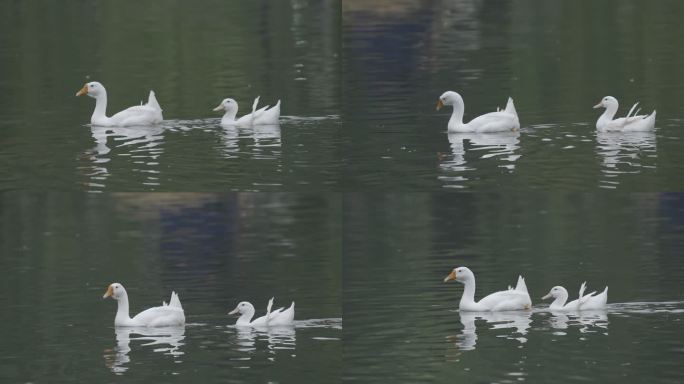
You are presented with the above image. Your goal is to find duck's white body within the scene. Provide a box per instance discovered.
[542,282,608,311]
[444,266,532,311]
[594,96,656,132]
[437,91,520,133]
[214,96,281,127]
[76,82,163,126]
[103,283,185,327]
[229,297,295,327]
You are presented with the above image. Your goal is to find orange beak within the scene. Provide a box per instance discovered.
[76,84,88,97]
[443,270,457,283]
[102,284,113,299]
[436,99,444,111]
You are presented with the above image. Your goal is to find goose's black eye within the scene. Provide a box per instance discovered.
[90,84,94,88]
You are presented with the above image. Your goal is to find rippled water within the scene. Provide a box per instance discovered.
[343,193,684,383]
[342,0,684,191]
[77,116,340,191]
[0,193,341,383]
[0,0,340,191]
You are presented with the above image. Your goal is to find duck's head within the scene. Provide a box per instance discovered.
[76,81,105,98]
[228,301,254,316]
[541,286,567,300]
[593,96,617,110]
[213,98,238,113]
[443,266,474,283]
[102,282,125,300]
[436,91,463,111]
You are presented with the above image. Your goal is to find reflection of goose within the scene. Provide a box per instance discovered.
[445,131,520,167]
[453,311,532,350]
[546,310,609,333]
[232,324,297,356]
[104,326,185,375]
[596,130,657,172]
[89,125,166,157]
[76,81,163,126]
[216,125,282,159]
[576,310,609,332]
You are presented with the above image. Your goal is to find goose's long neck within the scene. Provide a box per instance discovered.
[550,291,568,310]
[600,103,618,123]
[460,278,477,306]
[222,108,238,124]
[236,308,254,326]
[115,290,132,324]
[92,92,109,123]
[449,99,465,127]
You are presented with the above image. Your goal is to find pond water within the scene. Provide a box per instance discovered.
[342,0,684,191]
[0,193,341,383]
[0,0,340,191]
[343,193,684,383]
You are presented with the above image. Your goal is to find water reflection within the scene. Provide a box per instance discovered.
[450,310,532,351]
[218,124,282,159]
[546,310,609,335]
[82,125,166,189]
[596,130,657,189]
[439,131,521,184]
[231,325,297,361]
[103,326,185,375]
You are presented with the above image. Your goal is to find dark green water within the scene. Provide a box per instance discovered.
[0,0,340,191]
[343,193,684,383]
[342,0,684,190]
[2,1,684,383]
[0,193,341,382]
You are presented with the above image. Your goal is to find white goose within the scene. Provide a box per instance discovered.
[102,283,185,327]
[436,91,520,133]
[593,96,656,131]
[229,297,295,327]
[444,266,532,311]
[76,82,163,126]
[213,96,281,127]
[542,282,608,310]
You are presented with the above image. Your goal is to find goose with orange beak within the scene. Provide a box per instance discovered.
[102,282,185,327]
[76,81,163,126]
[444,266,532,311]
[437,91,519,133]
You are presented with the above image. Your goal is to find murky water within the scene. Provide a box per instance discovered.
[0,0,340,191]
[343,193,684,383]
[0,193,341,383]
[342,0,684,191]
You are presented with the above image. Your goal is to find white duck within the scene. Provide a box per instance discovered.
[213,96,281,127]
[436,91,520,133]
[102,283,185,327]
[542,282,608,310]
[229,297,295,327]
[76,81,163,126]
[593,96,656,131]
[444,266,532,311]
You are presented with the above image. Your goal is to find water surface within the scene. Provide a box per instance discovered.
[0,0,340,191]
[0,193,341,383]
[342,0,684,191]
[343,193,684,383]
